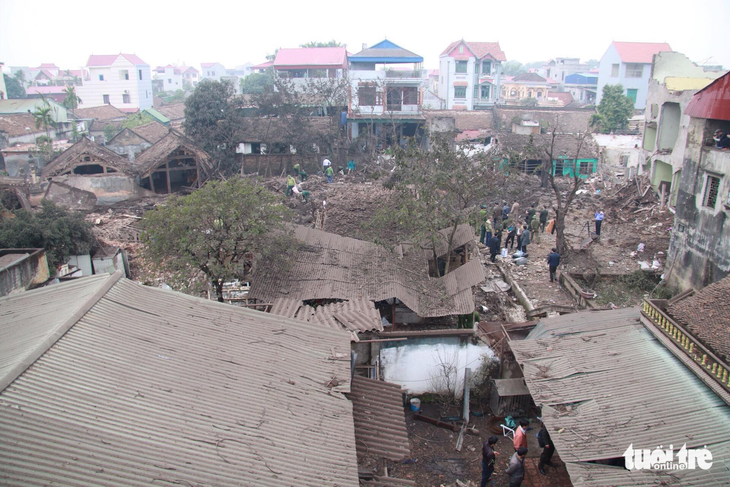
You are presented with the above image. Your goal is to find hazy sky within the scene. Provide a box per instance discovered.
[1,0,728,71]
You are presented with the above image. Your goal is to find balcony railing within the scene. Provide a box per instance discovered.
[642,299,730,394]
[384,69,423,79]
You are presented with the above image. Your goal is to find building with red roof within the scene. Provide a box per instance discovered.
[597,41,672,109]
[438,40,506,110]
[77,54,153,111]
[272,47,347,78]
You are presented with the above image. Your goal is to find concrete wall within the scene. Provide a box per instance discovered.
[78,58,153,110]
[597,44,652,109]
[593,134,643,177]
[54,174,156,205]
[668,116,730,291]
[0,249,49,296]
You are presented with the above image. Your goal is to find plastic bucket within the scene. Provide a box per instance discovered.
[409,398,421,412]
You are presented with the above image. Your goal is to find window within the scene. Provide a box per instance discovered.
[99,74,105,81]
[139,70,143,80]
[703,174,721,209]
[482,61,491,74]
[119,70,129,80]
[510,89,517,97]
[103,94,110,104]
[528,91,533,98]
[459,45,464,54]
[620,154,629,166]
[403,87,418,105]
[168,79,172,83]
[454,86,466,98]
[358,86,377,106]
[146,91,149,98]
[123,94,130,103]
[625,63,643,78]
[579,161,593,175]
[626,89,638,104]
[611,64,619,77]
[455,61,468,73]
[481,85,491,98]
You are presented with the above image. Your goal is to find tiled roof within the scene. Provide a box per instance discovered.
[131,120,169,144]
[249,225,484,317]
[251,61,273,70]
[201,62,221,68]
[612,41,672,63]
[345,376,410,461]
[87,53,148,67]
[667,276,730,362]
[74,104,127,121]
[511,308,730,486]
[41,136,133,178]
[548,91,574,106]
[0,113,44,137]
[512,72,547,83]
[441,41,506,62]
[132,129,212,177]
[274,47,348,68]
[156,103,186,121]
[0,273,359,486]
[269,297,383,341]
[38,63,59,69]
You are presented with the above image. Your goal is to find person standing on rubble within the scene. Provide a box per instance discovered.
[482,216,493,246]
[519,225,531,254]
[322,158,332,174]
[325,165,334,183]
[481,436,499,487]
[537,419,555,476]
[505,224,517,250]
[502,201,510,221]
[285,174,296,196]
[489,229,501,262]
[506,447,528,487]
[547,248,560,283]
[530,214,540,244]
[513,419,529,451]
[293,163,308,181]
[526,203,537,225]
[594,209,605,237]
[510,199,520,217]
[492,202,502,228]
[539,206,549,232]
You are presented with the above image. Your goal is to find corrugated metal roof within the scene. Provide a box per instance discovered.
[511,308,730,486]
[345,376,410,461]
[685,71,730,121]
[250,226,484,317]
[269,297,383,341]
[0,275,359,486]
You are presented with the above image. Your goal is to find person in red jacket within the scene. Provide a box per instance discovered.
[513,419,529,451]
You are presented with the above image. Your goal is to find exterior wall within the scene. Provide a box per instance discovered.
[156,67,183,92]
[668,116,730,292]
[438,48,501,110]
[597,45,652,109]
[0,249,49,296]
[592,133,643,177]
[350,69,423,116]
[500,81,549,104]
[201,64,226,81]
[78,57,153,110]
[58,174,156,205]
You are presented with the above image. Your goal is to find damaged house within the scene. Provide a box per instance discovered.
[40,129,211,205]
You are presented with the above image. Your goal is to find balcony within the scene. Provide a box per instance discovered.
[641,299,730,399]
[384,69,423,79]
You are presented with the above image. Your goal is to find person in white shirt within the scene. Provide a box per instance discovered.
[322,158,331,174]
[595,209,605,236]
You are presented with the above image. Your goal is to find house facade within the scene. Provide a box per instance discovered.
[272,47,348,87]
[348,40,425,147]
[597,41,672,109]
[564,73,598,104]
[667,71,730,291]
[77,54,153,111]
[200,62,226,81]
[500,73,550,105]
[642,52,725,205]
[438,40,505,110]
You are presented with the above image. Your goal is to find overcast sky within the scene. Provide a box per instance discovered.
[1,0,729,72]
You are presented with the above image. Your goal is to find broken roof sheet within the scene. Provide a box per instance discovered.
[345,376,410,461]
[41,136,133,178]
[132,129,212,177]
[511,308,730,486]
[270,297,383,341]
[667,276,730,363]
[249,226,484,318]
[0,273,359,486]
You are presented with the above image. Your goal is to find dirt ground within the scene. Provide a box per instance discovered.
[368,402,571,487]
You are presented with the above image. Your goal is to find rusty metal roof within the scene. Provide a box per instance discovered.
[270,297,383,341]
[0,273,359,486]
[511,308,730,486]
[345,376,410,461]
[685,71,730,121]
[250,226,485,318]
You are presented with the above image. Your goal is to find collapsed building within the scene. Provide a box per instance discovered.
[39,129,211,206]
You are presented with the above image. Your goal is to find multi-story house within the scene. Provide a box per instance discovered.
[667,71,730,291]
[537,58,591,88]
[200,63,226,81]
[641,51,725,205]
[273,47,348,83]
[500,73,550,105]
[596,41,672,109]
[564,72,598,105]
[438,40,505,110]
[154,66,200,92]
[77,54,153,111]
[348,40,425,147]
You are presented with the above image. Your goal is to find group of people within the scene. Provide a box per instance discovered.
[481,418,555,487]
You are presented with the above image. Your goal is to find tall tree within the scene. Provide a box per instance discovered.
[62,86,82,114]
[591,84,634,133]
[0,200,94,266]
[32,104,53,140]
[240,71,274,94]
[299,40,343,48]
[140,177,296,301]
[4,74,26,99]
[13,70,26,87]
[502,61,526,76]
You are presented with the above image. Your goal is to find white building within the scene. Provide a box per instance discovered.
[78,54,153,111]
[596,42,672,109]
[438,40,505,110]
[154,65,200,91]
[537,58,591,88]
[200,62,226,82]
